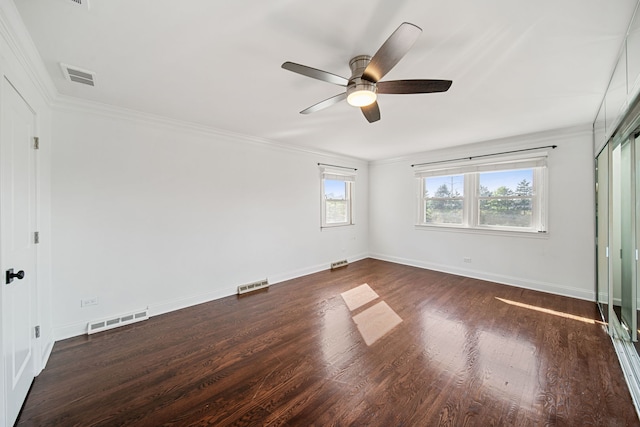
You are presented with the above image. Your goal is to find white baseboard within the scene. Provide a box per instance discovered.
[39,339,54,373]
[269,252,369,284]
[53,253,371,341]
[369,252,595,301]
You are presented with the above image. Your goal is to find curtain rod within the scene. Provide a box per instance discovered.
[318,163,358,171]
[410,145,557,168]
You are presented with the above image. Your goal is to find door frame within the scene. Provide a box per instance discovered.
[0,74,41,427]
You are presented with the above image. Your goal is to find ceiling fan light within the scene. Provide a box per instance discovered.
[347,78,378,107]
[347,90,377,107]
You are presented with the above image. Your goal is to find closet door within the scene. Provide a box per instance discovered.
[596,145,610,324]
[621,138,637,340]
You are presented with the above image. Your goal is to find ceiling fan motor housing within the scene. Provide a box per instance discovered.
[347,55,377,106]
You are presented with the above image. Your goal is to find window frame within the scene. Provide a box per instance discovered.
[320,167,356,228]
[415,155,548,234]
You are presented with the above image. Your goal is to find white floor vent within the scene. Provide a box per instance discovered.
[237,279,269,295]
[331,259,349,270]
[87,308,149,335]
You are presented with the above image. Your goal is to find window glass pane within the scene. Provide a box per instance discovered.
[424,175,464,198]
[478,169,534,228]
[479,199,532,227]
[326,200,348,224]
[324,179,346,200]
[425,200,463,224]
[479,169,533,196]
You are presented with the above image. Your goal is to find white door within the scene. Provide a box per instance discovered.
[1,78,37,426]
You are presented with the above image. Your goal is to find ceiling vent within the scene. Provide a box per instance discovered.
[60,63,95,86]
[64,0,90,10]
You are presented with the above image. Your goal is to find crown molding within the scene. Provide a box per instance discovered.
[0,1,367,166]
[0,0,57,104]
[53,94,369,166]
[369,124,593,167]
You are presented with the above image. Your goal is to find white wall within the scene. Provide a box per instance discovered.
[51,104,369,339]
[369,126,595,301]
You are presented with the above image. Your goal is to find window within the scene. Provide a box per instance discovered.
[416,156,547,233]
[321,167,355,228]
[424,174,464,224]
[478,169,534,228]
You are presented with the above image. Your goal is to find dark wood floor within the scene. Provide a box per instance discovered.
[16,259,640,426]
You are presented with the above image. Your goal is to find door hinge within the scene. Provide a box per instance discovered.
[34,231,40,244]
[34,136,39,150]
[35,325,40,338]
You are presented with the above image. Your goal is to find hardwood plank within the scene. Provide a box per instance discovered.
[16,259,640,426]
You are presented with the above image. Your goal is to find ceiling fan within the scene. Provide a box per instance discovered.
[282,22,452,123]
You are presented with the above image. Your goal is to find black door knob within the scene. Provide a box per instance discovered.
[5,268,25,285]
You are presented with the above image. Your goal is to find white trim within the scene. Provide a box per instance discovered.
[417,162,546,233]
[612,337,640,420]
[413,155,547,177]
[320,166,357,182]
[321,172,354,228]
[54,253,370,340]
[371,125,591,167]
[369,253,595,301]
[0,0,56,104]
[414,223,549,238]
[54,95,369,165]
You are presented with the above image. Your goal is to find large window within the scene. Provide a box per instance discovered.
[321,167,355,228]
[417,156,547,233]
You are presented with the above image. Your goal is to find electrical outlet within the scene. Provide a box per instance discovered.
[81,297,98,307]
[463,257,472,263]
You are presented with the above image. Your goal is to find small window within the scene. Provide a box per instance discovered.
[321,167,355,228]
[416,156,547,233]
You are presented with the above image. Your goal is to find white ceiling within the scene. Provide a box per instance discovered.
[13,0,639,160]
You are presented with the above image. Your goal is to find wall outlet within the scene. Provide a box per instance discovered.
[81,297,98,307]
[463,257,472,263]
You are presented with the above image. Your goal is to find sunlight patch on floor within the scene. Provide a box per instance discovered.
[353,301,403,346]
[340,283,379,311]
[496,297,605,325]
[340,284,402,346]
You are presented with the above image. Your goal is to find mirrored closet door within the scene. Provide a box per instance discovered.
[596,145,609,325]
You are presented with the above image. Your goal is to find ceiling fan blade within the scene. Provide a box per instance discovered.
[282,62,349,86]
[361,101,381,123]
[377,79,452,94]
[300,92,347,114]
[362,22,422,83]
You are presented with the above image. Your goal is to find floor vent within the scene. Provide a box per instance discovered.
[237,279,269,295]
[331,259,349,270]
[60,63,95,86]
[87,308,148,335]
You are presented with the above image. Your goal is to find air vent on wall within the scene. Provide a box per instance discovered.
[60,63,95,86]
[331,259,349,270]
[237,279,269,295]
[87,308,149,335]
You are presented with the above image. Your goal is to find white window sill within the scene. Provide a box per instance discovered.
[321,224,355,231]
[414,224,549,239]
